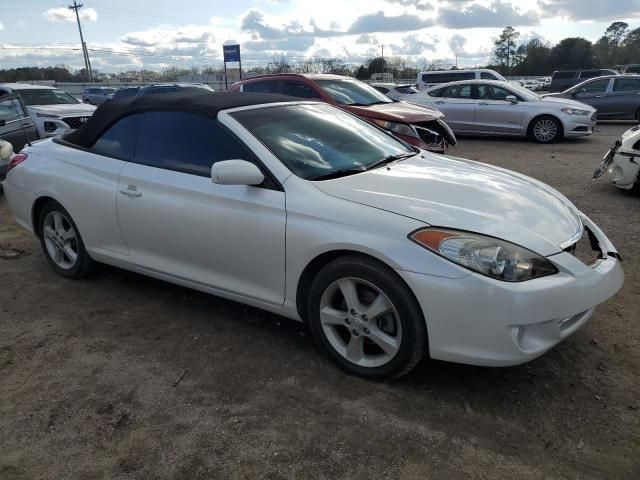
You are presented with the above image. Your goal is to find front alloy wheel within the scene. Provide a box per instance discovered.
[307,255,427,380]
[532,117,561,143]
[319,277,402,368]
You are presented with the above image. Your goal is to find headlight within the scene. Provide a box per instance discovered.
[36,113,61,119]
[561,108,590,116]
[410,228,558,282]
[372,119,419,138]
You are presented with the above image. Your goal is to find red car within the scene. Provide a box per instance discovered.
[229,74,456,153]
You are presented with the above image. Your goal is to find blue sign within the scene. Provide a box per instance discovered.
[223,44,241,63]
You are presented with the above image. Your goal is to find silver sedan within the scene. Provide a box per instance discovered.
[403,80,597,143]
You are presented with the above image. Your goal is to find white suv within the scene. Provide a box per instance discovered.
[0,83,96,138]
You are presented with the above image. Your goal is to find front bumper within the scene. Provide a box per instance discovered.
[395,120,457,154]
[562,114,597,138]
[608,151,640,190]
[397,214,623,366]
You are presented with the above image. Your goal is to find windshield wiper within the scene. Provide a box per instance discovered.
[367,152,418,170]
[308,166,367,181]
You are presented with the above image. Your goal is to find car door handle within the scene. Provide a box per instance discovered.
[478,102,489,106]
[435,101,446,105]
[119,186,142,198]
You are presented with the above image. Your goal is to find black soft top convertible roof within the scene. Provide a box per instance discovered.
[64,91,299,148]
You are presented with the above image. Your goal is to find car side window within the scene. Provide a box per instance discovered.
[576,79,610,94]
[476,84,512,100]
[0,97,21,123]
[91,114,140,160]
[428,87,446,97]
[488,86,511,100]
[282,82,318,98]
[243,81,280,93]
[613,78,640,92]
[480,72,497,80]
[443,84,472,98]
[134,111,253,177]
[373,86,389,94]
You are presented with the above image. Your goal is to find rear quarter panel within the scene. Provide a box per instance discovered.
[7,139,129,255]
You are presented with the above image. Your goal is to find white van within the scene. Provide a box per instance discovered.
[416,69,505,90]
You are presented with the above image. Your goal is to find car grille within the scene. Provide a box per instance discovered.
[62,116,90,129]
[563,228,602,266]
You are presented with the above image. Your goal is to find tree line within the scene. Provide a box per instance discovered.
[492,22,640,76]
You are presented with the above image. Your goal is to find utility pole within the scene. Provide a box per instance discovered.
[68,0,93,82]
[379,44,385,74]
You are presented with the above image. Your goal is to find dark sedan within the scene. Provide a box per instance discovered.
[544,75,640,121]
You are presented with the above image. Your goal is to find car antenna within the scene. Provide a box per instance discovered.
[10,95,32,148]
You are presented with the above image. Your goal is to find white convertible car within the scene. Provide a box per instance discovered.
[2,92,624,379]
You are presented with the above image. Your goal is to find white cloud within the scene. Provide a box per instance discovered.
[43,7,98,23]
[0,21,4,31]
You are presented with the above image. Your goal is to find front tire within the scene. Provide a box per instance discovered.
[530,116,562,143]
[307,255,427,380]
[37,200,95,279]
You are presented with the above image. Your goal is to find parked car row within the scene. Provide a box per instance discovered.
[0,82,216,154]
[229,74,457,153]
[0,83,96,140]
[549,68,619,93]
[1,90,624,380]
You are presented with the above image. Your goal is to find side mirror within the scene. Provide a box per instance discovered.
[211,160,265,186]
[0,119,5,127]
[505,95,518,103]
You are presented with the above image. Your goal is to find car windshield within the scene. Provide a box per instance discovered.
[314,79,394,106]
[15,88,79,105]
[231,103,414,180]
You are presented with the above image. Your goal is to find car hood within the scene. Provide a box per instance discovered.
[532,95,596,111]
[27,103,96,117]
[343,101,444,123]
[313,153,582,256]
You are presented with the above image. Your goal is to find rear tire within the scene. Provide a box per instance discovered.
[306,255,427,380]
[530,115,562,143]
[37,200,95,279]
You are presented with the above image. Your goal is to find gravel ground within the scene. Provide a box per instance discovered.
[1,123,639,480]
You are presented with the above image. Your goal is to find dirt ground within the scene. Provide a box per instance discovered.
[1,123,639,480]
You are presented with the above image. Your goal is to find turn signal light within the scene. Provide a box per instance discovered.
[7,153,28,174]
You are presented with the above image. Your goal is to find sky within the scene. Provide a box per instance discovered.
[0,0,639,73]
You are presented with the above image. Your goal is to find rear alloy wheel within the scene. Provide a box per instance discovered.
[38,201,95,278]
[531,116,561,143]
[307,256,427,380]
